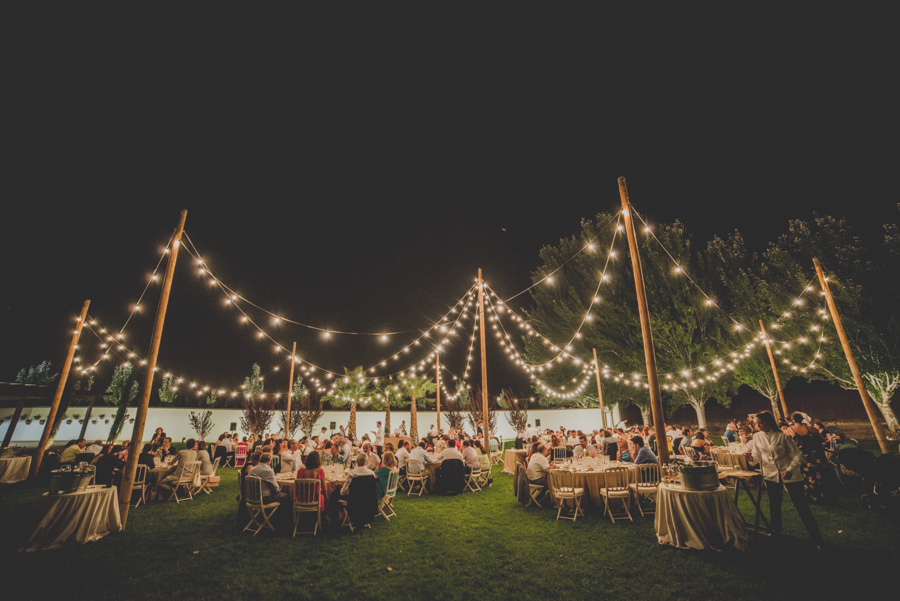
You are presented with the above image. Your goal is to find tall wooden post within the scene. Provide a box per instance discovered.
[619,177,668,464]
[477,269,490,443]
[285,342,296,438]
[118,210,187,526]
[31,300,90,478]
[759,320,789,419]
[592,348,607,430]
[813,257,890,454]
[78,396,96,440]
[2,399,25,448]
[435,353,441,432]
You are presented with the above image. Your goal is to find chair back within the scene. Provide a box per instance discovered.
[683,446,699,461]
[179,460,200,484]
[552,447,568,463]
[636,463,660,486]
[385,470,399,499]
[604,466,630,491]
[407,459,424,476]
[293,478,321,507]
[211,456,221,473]
[469,463,482,478]
[549,469,574,492]
[134,463,148,485]
[245,475,263,505]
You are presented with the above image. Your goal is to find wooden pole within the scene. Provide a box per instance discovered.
[435,353,441,432]
[30,300,90,478]
[78,396,96,440]
[477,269,490,443]
[2,399,25,448]
[592,348,607,430]
[286,342,296,438]
[618,177,668,464]
[118,210,187,526]
[759,320,789,419]
[813,257,890,454]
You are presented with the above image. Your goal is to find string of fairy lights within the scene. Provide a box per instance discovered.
[65,205,835,405]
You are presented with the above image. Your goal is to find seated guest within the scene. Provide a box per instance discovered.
[138,443,157,472]
[410,440,435,467]
[632,436,658,465]
[361,442,380,470]
[396,440,411,475]
[60,439,87,463]
[375,450,398,500]
[158,437,177,458]
[526,444,553,488]
[248,452,289,505]
[616,436,632,462]
[461,439,479,475]
[150,427,167,450]
[437,438,464,463]
[92,444,125,486]
[197,441,215,476]
[85,440,104,455]
[329,454,376,524]
[298,449,327,514]
[690,431,712,459]
[158,438,199,495]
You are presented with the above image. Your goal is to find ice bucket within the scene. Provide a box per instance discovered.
[679,461,720,491]
[49,469,79,495]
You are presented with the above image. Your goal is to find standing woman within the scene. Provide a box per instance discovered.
[786,412,837,504]
[746,410,825,550]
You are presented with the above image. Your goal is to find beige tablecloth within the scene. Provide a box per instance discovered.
[0,456,32,483]
[502,450,527,474]
[384,436,412,451]
[655,483,747,552]
[20,485,122,552]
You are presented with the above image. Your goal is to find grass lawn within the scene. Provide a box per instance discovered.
[1,448,898,601]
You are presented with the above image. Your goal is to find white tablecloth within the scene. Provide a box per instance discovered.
[20,485,122,552]
[0,456,32,483]
[655,483,747,552]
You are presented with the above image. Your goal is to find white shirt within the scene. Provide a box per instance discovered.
[374,428,384,446]
[525,426,536,439]
[409,446,435,465]
[438,446,464,462]
[220,438,233,452]
[526,452,550,482]
[396,446,410,469]
[280,450,295,473]
[749,430,803,483]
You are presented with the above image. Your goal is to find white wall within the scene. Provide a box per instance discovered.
[0,405,621,446]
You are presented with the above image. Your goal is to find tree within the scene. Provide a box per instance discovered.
[188,410,215,442]
[16,360,58,385]
[322,366,371,440]
[104,363,139,442]
[395,374,437,443]
[296,392,324,439]
[763,215,900,434]
[157,375,177,405]
[373,379,400,434]
[443,385,467,433]
[464,386,498,438]
[279,375,309,439]
[502,388,528,433]
[240,363,274,438]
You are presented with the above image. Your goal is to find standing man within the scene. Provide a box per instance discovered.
[374,420,385,456]
[400,420,408,436]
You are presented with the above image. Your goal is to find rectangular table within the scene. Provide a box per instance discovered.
[0,456,32,483]
[655,483,747,552]
[20,485,122,552]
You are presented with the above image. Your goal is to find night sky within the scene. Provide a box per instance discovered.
[3,11,897,400]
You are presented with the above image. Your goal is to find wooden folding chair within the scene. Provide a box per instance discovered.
[378,470,400,520]
[550,469,585,521]
[292,478,322,536]
[406,459,428,496]
[168,461,201,503]
[465,464,483,492]
[131,463,149,508]
[599,466,633,523]
[243,475,281,536]
[630,463,660,517]
[195,456,221,495]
